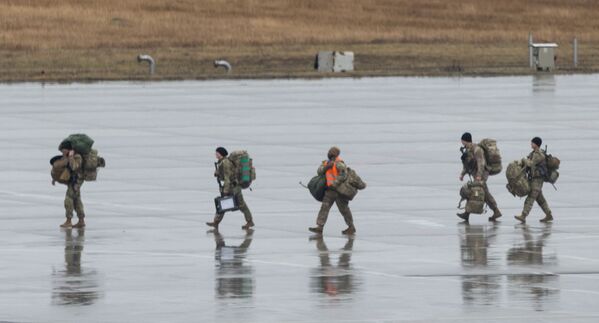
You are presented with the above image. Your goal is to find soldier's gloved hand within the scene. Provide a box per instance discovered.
[223,189,230,196]
[459,174,464,181]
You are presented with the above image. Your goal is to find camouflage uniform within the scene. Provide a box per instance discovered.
[461,144,501,215]
[213,157,252,224]
[64,154,85,219]
[520,149,552,218]
[316,160,354,228]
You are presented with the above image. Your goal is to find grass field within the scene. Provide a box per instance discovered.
[1,0,599,81]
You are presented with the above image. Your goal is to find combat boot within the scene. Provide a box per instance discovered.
[514,215,526,224]
[242,221,255,230]
[342,225,356,235]
[309,225,323,234]
[488,210,502,222]
[456,212,470,222]
[73,218,86,228]
[539,214,553,223]
[60,218,73,228]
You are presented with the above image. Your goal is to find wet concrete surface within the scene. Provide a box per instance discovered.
[1,75,599,322]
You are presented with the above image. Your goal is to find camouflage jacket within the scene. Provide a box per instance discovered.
[215,157,236,194]
[461,144,486,179]
[524,149,546,179]
[66,154,84,184]
[317,159,348,188]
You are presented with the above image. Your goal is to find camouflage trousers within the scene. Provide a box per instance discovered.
[521,178,551,217]
[65,180,85,219]
[214,187,252,224]
[316,189,354,227]
[480,180,500,212]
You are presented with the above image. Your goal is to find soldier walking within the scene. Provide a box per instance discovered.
[457,132,502,222]
[309,147,356,235]
[206,147,254,230]
[515,137,553,223]
[53,141,86,228]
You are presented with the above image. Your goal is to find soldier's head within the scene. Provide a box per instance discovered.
[58,140,72,156]
[215,147,228,160]
[531,137,542,149]
[327,146,340,160]
[461,132,472,147]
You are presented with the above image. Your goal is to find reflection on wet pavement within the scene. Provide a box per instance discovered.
[310,237,359,299]
[460,223,501,305]
[507,224,559,311]
[212,229,254,299]
[52,229,100,306]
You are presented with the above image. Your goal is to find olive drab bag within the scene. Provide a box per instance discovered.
[307,174,327,202]
[478,138,502,175]
[505,160,530,197]
[544,150,560,184]
[458,181,485,214]
[335,167,367,201]
[63,134,94,155]
[228,150,256,189]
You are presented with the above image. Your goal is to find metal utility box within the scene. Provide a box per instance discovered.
[315,51,354,72]
[531,43,558,71]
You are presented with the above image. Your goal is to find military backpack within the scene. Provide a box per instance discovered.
[335,167,367,201]
[458,181,485,214]
[478,138,502,176]
[505,160,531,197]
[228,150,256,189]
[544,149,560,184]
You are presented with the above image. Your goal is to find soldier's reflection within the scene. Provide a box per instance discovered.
[310,237,356,297]
[507,223,558,310]
[52,228,100,306]
[213,229,254,299]
[459,224,500,305]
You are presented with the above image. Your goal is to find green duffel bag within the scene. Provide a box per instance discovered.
[307,174,327,202]
[60,134,94,155]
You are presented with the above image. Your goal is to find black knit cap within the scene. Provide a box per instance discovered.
[461,132,472,143]
[216,147,228,157]
[531,137,542,147]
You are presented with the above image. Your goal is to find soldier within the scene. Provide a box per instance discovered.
[309,147,356,235]
[206,147,254,230]
[53,141,86,228]
[515,137,553,223]
[457,132,502,222]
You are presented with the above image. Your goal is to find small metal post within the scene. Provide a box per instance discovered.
[573,37,578,67]
[137,55,155,75]
[529,32,534,68]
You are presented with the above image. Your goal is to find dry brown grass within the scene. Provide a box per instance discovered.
[1,0,599,81]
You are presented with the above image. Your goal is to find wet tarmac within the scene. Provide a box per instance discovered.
[1,75,599,322]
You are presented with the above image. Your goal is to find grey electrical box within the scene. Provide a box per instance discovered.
[315,51,354,72]
[531,43,558,71]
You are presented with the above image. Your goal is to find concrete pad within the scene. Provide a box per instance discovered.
[1,75,599,322]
